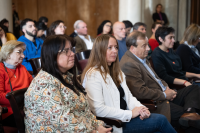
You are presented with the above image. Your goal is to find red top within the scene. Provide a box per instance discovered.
[148,38,159,51]
[0,63,33,119]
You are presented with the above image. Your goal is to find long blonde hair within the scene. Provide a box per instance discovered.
[81,34,123,87]
[180,24,200,45]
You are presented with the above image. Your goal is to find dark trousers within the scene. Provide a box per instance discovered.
[2,114,16,127]
[170,85,200,132]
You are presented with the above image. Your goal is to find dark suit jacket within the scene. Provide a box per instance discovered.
[74,35,94,53]
[120,50,171,121]
[70,31,78,38]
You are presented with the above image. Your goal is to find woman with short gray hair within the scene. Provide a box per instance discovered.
[0,40,33,128]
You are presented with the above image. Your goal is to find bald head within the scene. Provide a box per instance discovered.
[113,21,126,40]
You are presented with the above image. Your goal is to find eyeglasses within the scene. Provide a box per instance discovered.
[58,47,73,56]
[58,25,67,29]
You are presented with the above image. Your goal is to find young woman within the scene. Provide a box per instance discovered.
[47,20,66,36]
[81,34,176,133]
[97,20,112,36]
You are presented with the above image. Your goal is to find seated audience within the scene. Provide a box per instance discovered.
[48,20,66,36]
[123,20,133,36]
[133,22,152,59]
[149,22,162,51]
[97,20,112,36]
[0,40,33,127]
[38,16,48,39]
[152,27,200,86]
[0,25,17,48]
[38,16,48,26]
[120,31,200,132]
[152,4,168,26]
[82,34,176,133]
[74,20,94,53]
[176,24,200,73]
[18,18,43,72]
[113,21,127,61]
[24,35,111,133]
[0,19,9,33]
[35,21,47,41]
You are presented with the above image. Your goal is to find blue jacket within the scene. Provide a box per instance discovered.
[18,35,43,71]
[117,37,127,61]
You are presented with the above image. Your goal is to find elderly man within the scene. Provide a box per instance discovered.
[113,21,127,61]
[73,20,94,53]
[120,31,200,132]
[18,18,43,72]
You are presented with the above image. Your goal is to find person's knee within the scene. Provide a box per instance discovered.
[151,113,168,122]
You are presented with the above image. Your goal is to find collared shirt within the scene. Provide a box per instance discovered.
[184,41,200,57]
[78,34,93,49]
[133,54,167,97]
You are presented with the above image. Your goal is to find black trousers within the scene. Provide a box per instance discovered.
[169,84,200,132]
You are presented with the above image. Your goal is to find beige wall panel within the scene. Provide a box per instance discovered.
[95,0,119,36]
[65,0,96,37]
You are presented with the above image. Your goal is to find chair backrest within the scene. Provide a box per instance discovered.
[76,50,91,73]
[29,58,41,76]
[6,88,28,133]
[76,50,91,60]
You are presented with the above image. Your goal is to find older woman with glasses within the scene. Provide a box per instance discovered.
[24,35,112,133]
[47,20,66,36]
[0,40,33,128]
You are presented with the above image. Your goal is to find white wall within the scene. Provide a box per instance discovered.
[0,0,13,32]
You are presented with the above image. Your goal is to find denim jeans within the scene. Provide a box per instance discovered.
[123,113,176,133]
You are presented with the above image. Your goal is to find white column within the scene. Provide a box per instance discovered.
[119,0,142,25]
[0,0,13,32]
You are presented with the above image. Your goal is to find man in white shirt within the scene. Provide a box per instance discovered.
[74,20,94,53]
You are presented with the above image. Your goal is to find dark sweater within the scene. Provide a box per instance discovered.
[176,44,200,74]
[151,47,187,84]
[152,12,168,25]
[117,85,127,110]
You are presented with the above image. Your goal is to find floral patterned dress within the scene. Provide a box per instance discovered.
[24,70,103,133]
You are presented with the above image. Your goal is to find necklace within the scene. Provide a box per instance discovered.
[8,68,16,78]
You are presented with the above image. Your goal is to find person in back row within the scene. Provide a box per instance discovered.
[113,21,127,61]
[97,20,112,36]
[81,34,176,133]
[148,22,162,51]
[18,18,43,72]
[47,20,66,36]
[74,20,94,53]
[120,31,200,132]
[122,20,133,37]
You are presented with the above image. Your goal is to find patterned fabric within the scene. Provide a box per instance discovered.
[24,70,103,133]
